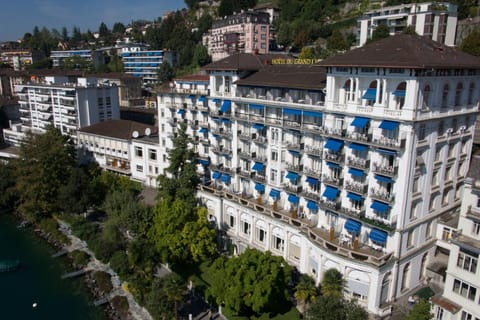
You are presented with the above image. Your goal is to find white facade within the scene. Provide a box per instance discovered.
[5,76,120,145]
[156,36,480,315]
[130,136,162,187]
[121,47,178,84]
[50,49,105,68]
[432,157,480,320]
[357,2,458,47]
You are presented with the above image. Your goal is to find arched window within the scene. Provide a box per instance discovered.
[442,84,450,108]
[380,272,391,305]
[455,82,463,106]
[422,85,431,110]
[363,81,377,106]
[420,253,428,280]
[343,79,352,103]
[393,82,406,109]
[401,263,410,291]
[468,82,475,105]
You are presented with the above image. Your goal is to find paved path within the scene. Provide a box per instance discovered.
[57,220,153,320]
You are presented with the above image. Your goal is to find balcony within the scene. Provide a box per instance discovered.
[300,189,321,202]
[325,127,346,139]
[324,152,344,164]
[344,181,368,195]
[189,120,199,130]
[252,134,267,144]
[360,215,396,233]
[284,120,301,129]
[236,168,251,179]
[283,183,303,194]
[237,131,251,141]
[371,136,406,150]
[237,149,251,159]
[284,141,304,152]
[304,145,323,157]
[303,167,322,179]
[319,200,342,212]
[323,175,343,187]
[372,162,398,177]
[251,172,266,183]
[212,128,232,139]
[286,163,303,172]
[369,188,395,203]
[168,118,178,127]
[341,207,365,219]
[233,112,249,120]
[197,104,209,112]
[346,131,370,143]
[347,156,370,170]
[265,117,282,126]
[211,164,233,175]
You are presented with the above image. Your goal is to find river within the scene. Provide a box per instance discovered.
[0,214,106,319]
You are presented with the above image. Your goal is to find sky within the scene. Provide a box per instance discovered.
[0,0,186,42]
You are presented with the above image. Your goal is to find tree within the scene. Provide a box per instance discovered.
[209,249,292,316]
[192,44,211,67]
[321,268,345,298]
[14,126,75,221]
[0,162,16,210]
[162,273,187,319]
[459,28,480,57]
[404,299,433,320]
[294,275,318,314]
[57,166,95,215]
[157,61,175,83]
[110,250,131,279]
[306,294,346,320]
[298,47,317,60]
[327,30,349,51]
[112,22,126,35]
[344,299,368,320]
[369,24,390,43]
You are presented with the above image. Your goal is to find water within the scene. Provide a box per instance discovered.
[0,214,106,320]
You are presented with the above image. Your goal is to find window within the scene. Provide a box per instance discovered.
[413,177,420,193]
[445,167,451,181]
[432,171,438,185]
[394,82,406,109]
[441,84,449,108]
[407,231,414,248]
[452,279,477,301]
[98,97,103,106]
[455,82,464,106]
[272,235,284,251]
[271,151,278,161]
[435,307,444,320]
[467,82,475,105]
[457,251,478,273]
[270,169,277,182]
[135,146,143,157]
[227,214,235,228]
[448,144,455,158]
[435,146,442,161]
[442,190,449,206]
[418,124,426,140]
[425,222,432,239]
[422,85,431,110]
[473,221,480,235]
[161,124,165,132]
[136,165,143,172]
[243,221,251,235]
[461,311,474,320]
[256,227,266,243]
[106,97,111,105]
[162,139,166,147]
[438,121,445,136]
[149,149,157,160]
[401,263,410,291]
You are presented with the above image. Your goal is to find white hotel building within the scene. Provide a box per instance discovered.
[156,34,480,315]
[4,76,120,145]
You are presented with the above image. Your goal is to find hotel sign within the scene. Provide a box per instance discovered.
[271,58,320,65]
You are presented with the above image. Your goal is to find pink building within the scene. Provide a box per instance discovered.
[203,11,270,62]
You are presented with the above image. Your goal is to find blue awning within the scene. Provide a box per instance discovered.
[344,219,362,234]
[351,117,370,128]
[289,150,300,156]
[252,162,265,171]
[286,171,298,181]
[249,103,265,110]
[199,127,208,133]
[347,192,363,201]
[288,194,299,204]
[220,100,231,112]
[323,186,338,201]
[371,200,389,213]
[325,138,344,152]
[269,189,281,199]
[362,88,376,100]
[284,108,302,115]
[306,176,319,185]
[177,109,186,115]
[307,200,319,211]
[188,94,195,100]
[221,118,230,124]
[376,148,397,156]
[252,123,265,130]
[213,134,220,139]
[197,159,209,166]
[212,171,221,179]
[392,90,405,97]
[304,111,322,118]
[255,183,265,193]
[348,168,365,177]
[212,98,220,103]
[374,175,393,183]
[326,162,340,168]
[221,174,231,184]
[349,143,368,152]
[370,228,388,244]
[379,120,399,130]
[212,117,221,122]
[198,96,206,102]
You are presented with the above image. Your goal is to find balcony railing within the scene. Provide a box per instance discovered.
[236,168,251,179]
[251,172,266,183]
[372,162,398,176]
[324,152,344,164]
[238,131,251,140]
[283,184,303,194]
[344,181,368,195]
[251,152,267,163]
[347,156,370,170]
[345,131,370,143]
[369,188,395,203]
[323,175,343,187]
[303,167,322,178]
[319,200,341,212]
[284,141,304,151]
[286,163,303,172]
[300,190,321,202]
[237,149,251,158]
[342,207,365,219]
[371,136,406,150]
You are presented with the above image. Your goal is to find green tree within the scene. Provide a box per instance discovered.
[321,268,345,298]
[298,47,317,60]
[112,22,126,35]
[294,275,318,314]
[404,299,432,320]
[0,162,16,210]
[14,127,75,221]
[162,273,187,319]
[209,249,292,316]
[459,29,480,56]
[344,299,368,320]
[306,294,346,320]
[327,30,349,51]
[276,22,294,50]
[109,250,131,279]
[192,44,211,67]
[369,24,390,43]
[57,166,95,215]
[157,61,175,83]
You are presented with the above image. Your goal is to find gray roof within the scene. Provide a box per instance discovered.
[318,34,480,69]
[78,119,155,140]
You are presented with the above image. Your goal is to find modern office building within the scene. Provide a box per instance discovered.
[121,46,178,85]
[203,11,270,62]
[431,155,480,320]
[357,2,458,47]
[4,76,120,145]
[156,35,480,315]
[50,49,105,69]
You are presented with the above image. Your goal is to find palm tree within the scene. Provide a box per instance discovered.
[320,268,345,298]
[294,275,318,314]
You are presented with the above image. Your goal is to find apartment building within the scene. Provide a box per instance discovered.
[431,155,480,320]
[203,11,270,62]
[3,76,120,145]
[50,49,105,69]
[156,35,480,315]
[0,49,45,70]
[357,2,458,47]
[121,46,178,85]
